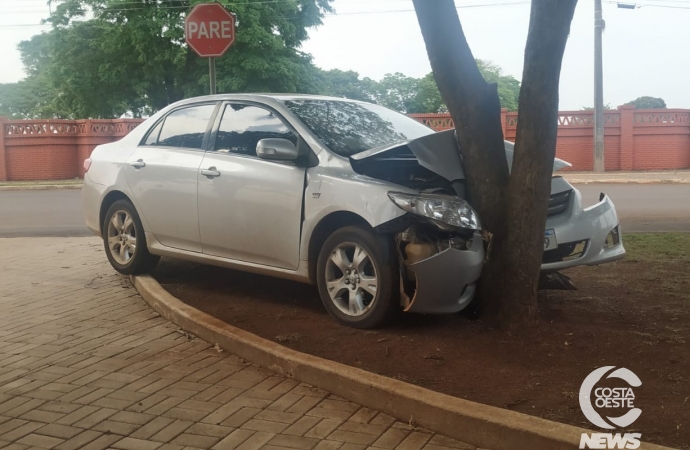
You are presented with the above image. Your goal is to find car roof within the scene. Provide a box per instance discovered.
[174,93,368,106]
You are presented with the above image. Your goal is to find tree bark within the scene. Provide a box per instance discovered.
[499,0,578,326]
[411,1,510,327]
[413,0,577,329]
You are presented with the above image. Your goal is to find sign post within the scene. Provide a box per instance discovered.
[209,58,216,95]
[184,3,236,95]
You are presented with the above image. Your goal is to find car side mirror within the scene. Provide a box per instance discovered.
[256,138,299,161]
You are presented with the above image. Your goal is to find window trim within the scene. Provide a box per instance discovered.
[208,101,304,162]
[138,101,221,151]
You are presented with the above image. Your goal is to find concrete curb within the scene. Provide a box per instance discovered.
[131,274,674,450]
[0,184,82,191]
[567,179,690,185]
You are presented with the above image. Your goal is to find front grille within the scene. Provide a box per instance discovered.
[547,189,572,217]
[543,239,588,264]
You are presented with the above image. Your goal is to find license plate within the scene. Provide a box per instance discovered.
[544,229,557,251]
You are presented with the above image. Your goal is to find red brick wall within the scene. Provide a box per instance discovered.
[410,106,690,172]
[0,119,143,181]
[1,108,689,181]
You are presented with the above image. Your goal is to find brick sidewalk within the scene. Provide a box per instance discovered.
[0,237,475,450]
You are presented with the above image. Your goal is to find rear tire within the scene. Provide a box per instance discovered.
[103,199,159,275]
[316,226,399,329]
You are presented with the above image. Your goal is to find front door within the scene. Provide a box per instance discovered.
[197,103,306,269]
[126,103,218,252]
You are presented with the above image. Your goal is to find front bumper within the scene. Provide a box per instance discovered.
[542,188,625,271]
[404,233,484,314]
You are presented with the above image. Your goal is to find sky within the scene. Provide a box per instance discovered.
[1,0,690,111]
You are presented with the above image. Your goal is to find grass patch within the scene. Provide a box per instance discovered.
[623,233,690,262]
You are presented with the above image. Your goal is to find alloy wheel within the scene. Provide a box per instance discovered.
[325,242,378,317]
[107,209,137,265]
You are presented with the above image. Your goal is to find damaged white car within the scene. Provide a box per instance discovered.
[83,94,626,328]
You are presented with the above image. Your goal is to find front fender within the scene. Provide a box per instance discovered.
[300,166,410,259]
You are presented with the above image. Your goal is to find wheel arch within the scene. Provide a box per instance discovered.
[99,190,133,236]
[307,211,372,284]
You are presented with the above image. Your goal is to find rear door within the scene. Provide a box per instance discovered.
[126,103,218,252]
[197,102,306,269]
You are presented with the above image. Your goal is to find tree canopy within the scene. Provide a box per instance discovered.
[1,0,520,119]
[316,63,520,114]
[3,0,333,119]
[626,96,666,109]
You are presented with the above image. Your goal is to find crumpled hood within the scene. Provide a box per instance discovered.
[350,129,571,182]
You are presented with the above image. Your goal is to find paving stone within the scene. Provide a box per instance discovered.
[150,420,193,443]
[33,423,83,440]
[426,435,476,449]
[19,409,65,424]
[16,432,64,449]
[240,419,288,434]
[112,437,164,450]
[211,429,254,450]
[170,433,219,448]
[327,430,377,446]
[370,428,409,449]
[54,430,103,450]
[0,238,474,450]
[130,417,176,440]
[110,411,156,426]
[395,432,433,450]
[91,419,141,436]
[305,419,343,439]
[1,421,45,441]
[282,416,321,437]
[267,434,321,449]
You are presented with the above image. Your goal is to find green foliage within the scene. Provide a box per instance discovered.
[626,96,666,109]
[7,0,519,118]
[14,0,333,118]
[475,60,520,112]
[315,60,519,114]
[309,68,378,102]
[581,104,612,111]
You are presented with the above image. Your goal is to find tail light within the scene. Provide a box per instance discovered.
[84,158,92,173]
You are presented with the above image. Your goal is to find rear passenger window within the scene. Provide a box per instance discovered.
[156,104,216,149]
[142,120,163,146]
[214,104,296,156]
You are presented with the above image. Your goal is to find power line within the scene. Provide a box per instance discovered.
[604,0,690,8]
[0,0,532,28]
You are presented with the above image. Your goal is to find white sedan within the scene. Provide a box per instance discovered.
[83,94,625,328]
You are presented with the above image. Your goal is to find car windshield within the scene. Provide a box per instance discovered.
[282,99,434,157]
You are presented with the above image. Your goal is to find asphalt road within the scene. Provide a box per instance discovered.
[577,184,690,232]
[1,184,689,238]
[0,189,91,238]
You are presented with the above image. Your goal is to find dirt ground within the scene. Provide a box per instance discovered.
[153,233,690,449]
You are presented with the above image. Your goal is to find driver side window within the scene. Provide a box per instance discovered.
[214,104,296,157]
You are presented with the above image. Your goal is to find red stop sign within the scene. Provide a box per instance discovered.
[185,3,236,58]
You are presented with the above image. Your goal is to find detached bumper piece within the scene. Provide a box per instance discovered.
[542,190,626,271]
[604,225,621,249]
[397,226,484,314]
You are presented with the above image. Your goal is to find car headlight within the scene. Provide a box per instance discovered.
[387,192,481,231]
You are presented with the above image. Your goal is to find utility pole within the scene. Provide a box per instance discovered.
[594,0,605,172]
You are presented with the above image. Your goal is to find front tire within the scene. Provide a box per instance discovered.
[316,226,399,329]
[103,199,159,275]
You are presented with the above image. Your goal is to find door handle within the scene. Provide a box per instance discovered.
[200,167,221,178]
[129,159,146,169]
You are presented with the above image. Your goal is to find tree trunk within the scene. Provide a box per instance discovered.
[500,0,578,326]
[413,0,577,329]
